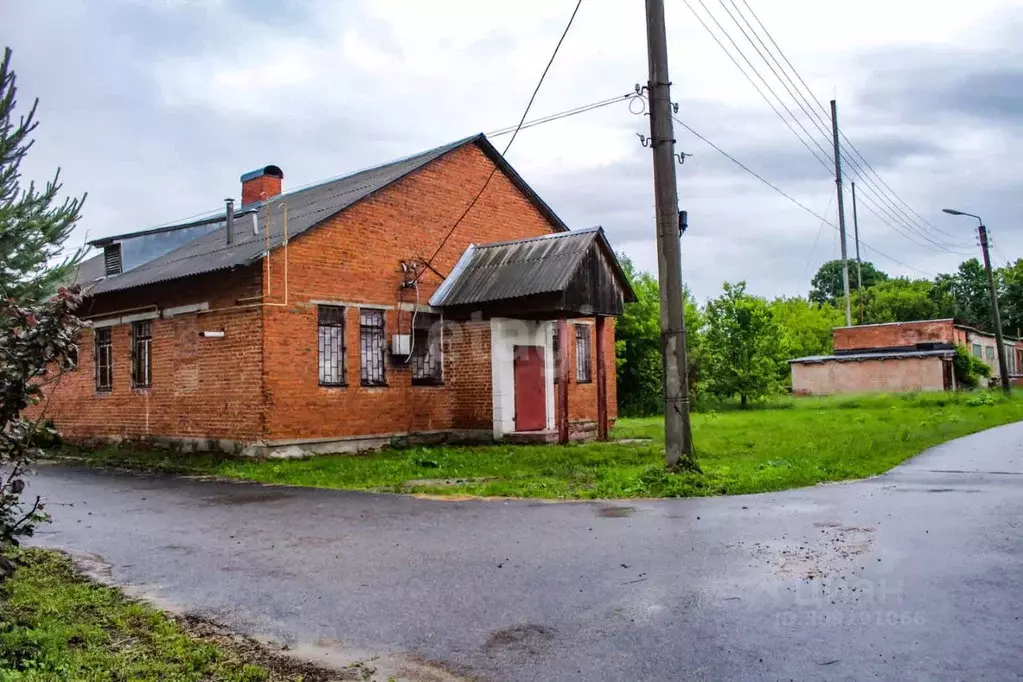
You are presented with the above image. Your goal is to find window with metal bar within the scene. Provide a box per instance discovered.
[318,306,346,386]
[360,309,386,386]
[411,313,442,385]
[575,324,592,383]
[131,321,152,388]
[95,328,113,391]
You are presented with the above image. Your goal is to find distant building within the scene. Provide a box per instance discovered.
[789,319,1023,396]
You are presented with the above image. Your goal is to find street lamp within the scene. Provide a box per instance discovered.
[943,207,1011,393]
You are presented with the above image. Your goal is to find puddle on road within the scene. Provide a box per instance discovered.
[484,624,556,656]
[597,505,635,518]
[200,491,293,506]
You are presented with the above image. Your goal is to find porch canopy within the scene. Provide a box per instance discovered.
[430,227,636,443]
[429,227,636,320]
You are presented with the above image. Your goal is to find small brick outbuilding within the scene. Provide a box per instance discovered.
[790,319,1023,396]
[41,135,634,455]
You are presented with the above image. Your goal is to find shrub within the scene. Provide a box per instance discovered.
[953,344,992,389]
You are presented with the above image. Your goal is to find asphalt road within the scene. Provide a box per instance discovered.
[27,422,1023,681]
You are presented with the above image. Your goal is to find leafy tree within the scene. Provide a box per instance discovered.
[704,282,784,406]
[615,257,705,416]
[929,273,960,320]
[998,258,1023,337]
[947,258,992,330]
[810,259,888,305]
[0,47,85,304]
[682,294,706,410]
[616,257,662,417]
[1,288,82,580]
[770,297,843,360]
[863,278,940,324]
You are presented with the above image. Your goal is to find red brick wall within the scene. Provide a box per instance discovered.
[37,267,266,445]
[554,319,618,425]
[259,142,594,441]
[833,320,956,351]
[445,320,493,430]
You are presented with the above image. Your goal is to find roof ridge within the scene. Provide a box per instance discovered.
[474,226,599,250]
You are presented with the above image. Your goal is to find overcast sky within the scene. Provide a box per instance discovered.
[5,0,1023,301]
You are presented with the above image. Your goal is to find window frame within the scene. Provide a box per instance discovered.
[359,308,387,387]
[94,327,113,392]
[973,343,983,358]
[131,320,153,389]
[410,313,443,386]
[317,305,347,387]
[986,345,995,361]
[574,324,593,384]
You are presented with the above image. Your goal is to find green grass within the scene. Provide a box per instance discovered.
[52,391,1023,500]
[0,549,272,682]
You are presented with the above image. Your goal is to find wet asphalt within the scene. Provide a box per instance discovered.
[26,422,1023,681]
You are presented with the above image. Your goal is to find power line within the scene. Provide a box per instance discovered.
[680,0,834,175]
[801,193,833,291]
[715,0,836,157]
[486,92,639,138]
[672,114,934,277]
[991,237,1013,267]
[852,180,974,255]
[422,0,583,277]
[731,0,971,247]
[686,0,949,252]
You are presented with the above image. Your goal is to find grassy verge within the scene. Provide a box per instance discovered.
[0,549,348,681]
[50,391,1023,500]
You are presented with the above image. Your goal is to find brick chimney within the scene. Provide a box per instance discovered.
[240,165,284,206]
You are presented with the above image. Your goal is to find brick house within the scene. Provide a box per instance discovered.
[45,134,635,456]
[790,319,1023,395]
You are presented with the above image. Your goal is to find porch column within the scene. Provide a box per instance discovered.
[558,318,570,444]
[596,316,609,441]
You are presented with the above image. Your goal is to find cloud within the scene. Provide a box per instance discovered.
[4,0,1023,303]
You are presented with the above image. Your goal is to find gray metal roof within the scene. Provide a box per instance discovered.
[789,349,956,364]
[430,227,635,308]
[66,252,106,291]
[87,134,568,295]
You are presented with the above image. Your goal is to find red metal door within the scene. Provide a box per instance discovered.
[514,345,547,432]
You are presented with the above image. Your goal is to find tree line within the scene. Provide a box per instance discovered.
[616,255,1019,415]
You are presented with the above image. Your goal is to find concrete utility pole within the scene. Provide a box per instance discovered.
[851,181,864,324]
[979,224,1011,393]
[830,99,852,326]
[943,208,1012,393]
[644,0,695,469]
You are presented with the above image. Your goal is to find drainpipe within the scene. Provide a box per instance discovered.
[225,198,235,246]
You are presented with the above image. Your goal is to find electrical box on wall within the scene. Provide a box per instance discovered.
[391,334,411,356]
